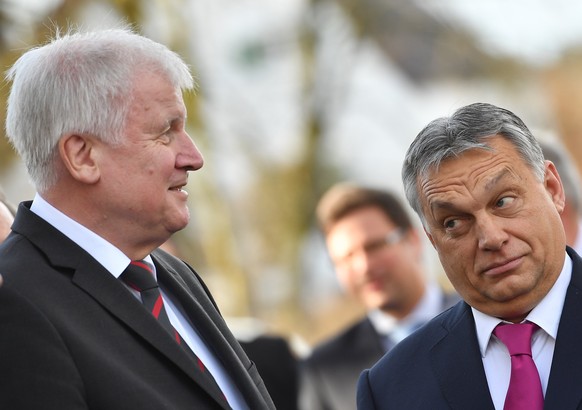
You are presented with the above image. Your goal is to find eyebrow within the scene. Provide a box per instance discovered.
[430,200,456,214]
[483,169,510,191]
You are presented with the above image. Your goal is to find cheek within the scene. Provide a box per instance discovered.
[336,269,356,291]
[141,157,164,177]
[437,245,471,285]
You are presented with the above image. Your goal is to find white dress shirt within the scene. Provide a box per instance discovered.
[472,252,571,410]
[31,194,248,410]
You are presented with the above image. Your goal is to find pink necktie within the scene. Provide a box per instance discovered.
[493,322,544,410]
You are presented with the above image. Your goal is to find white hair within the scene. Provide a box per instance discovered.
[5,27,194,192]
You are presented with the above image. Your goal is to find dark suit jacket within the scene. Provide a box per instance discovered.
[300,292,459,410]
[357,247,582,410]
[0,202,275,409]
[240,335,299,410]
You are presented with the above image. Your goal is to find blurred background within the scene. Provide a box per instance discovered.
[2,0,582,352]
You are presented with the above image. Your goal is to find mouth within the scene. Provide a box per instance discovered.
[362,275,385,291]
[169,182,188,194]
[481,256,523,277]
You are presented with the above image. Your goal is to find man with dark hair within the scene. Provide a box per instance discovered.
[358,102,581,409]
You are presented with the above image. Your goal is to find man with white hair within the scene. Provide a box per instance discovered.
[0,27,274,410]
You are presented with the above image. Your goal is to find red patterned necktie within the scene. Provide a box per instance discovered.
[120,260,229,405]
[493,322,544,410]
[121,260,179,340]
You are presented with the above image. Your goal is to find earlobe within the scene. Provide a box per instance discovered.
[59,134,100,184]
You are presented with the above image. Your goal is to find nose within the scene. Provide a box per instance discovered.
[476,214,508,251]
[176,131,204,171]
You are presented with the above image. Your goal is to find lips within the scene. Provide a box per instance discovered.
[169,181,187,192]
[362,275,385,291]
[481,256,523,276]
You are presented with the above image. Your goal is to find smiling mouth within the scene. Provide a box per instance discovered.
[169,184,187,193]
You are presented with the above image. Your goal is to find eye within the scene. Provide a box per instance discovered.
[443,218,457,230]
[496,196,514,208]
[157,126,174,143]
[442,216,470,236]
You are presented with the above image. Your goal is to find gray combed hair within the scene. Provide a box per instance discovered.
[5,27,194,192]
[402,102,545,227]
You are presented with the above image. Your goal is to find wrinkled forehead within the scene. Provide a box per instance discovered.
[419,139,524,196]
[417,144,496,183]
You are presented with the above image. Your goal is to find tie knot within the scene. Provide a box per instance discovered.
[120,260,158,292]
[493,322,538,356]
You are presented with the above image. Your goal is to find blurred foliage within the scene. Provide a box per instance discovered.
[0,0,135,171]
[332,0,528,82]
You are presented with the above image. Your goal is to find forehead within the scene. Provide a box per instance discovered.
[126,72,185,122]
[419,137,530,208]
[327,207,395,247]
[330,206,396,236]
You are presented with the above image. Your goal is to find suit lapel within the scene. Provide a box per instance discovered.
[358,318,388,357]
[430,303,495,410]
[13,204,231,409]
[544,247,582,410]
[154,253,272,410]
[72,254,230,409]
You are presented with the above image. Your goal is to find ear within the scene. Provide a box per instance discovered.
[423,226,436,249]
[544,160,566,214]
[58,134,100,184]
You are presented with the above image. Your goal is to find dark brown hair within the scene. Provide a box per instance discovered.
[316,183,413,234]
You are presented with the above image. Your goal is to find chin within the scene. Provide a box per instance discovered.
[171,222,189,234]
[166,217,190,234]
[365,297,389,311]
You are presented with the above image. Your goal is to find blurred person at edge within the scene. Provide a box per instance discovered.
[0,187,16,287]
[299,183,459,410]
[0,187,15,242]
[0,27,275,410]
[358,102,582,409]
[538,136,582,255]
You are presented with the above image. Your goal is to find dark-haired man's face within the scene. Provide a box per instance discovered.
[326,206,426,318]
[420,136,566,322]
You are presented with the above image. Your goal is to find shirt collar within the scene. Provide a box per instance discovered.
[472,251,571,357]
[368,280,444,343]
[30,194,153,277]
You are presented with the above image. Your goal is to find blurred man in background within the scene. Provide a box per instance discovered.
[300,183,458,410]
[539,137,582,255]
